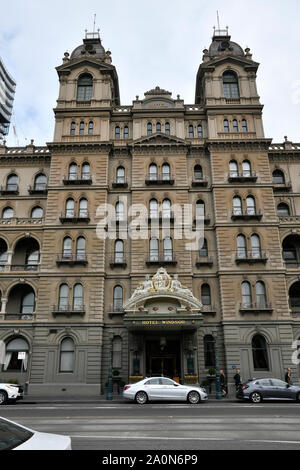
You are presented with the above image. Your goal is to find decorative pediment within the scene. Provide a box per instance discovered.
[133,133,187,147]
[56,58,116,75]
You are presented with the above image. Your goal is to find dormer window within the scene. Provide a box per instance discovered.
[77,74,93,101]
[223,71,239,99]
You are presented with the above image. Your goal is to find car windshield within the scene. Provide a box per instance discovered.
[0,418,33,450]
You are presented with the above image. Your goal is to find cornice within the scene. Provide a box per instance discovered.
[47,141,112,154]
[206,138,272,152]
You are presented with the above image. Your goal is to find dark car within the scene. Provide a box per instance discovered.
[237,378,300,403]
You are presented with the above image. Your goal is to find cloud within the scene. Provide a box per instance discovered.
[0,0,299,146]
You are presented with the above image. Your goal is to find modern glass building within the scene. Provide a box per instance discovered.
[0,57,16,139]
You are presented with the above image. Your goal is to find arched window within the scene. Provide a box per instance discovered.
[242,160,251,177]
[256,281,266,308]
[59,338,75,373]
[149,199,158,219]
[197,124,203,138]
[77,74,93,101]
[2,207,14,219]
[79,198,88,218]
[165,122,170,135]
[156,122,161,132]
[223,71,239,99]
[163,237,173,261]
[31,206,43,218]
[79,121,85,135]
[21,291,35,314]
[162,163,170,181]
[233,119,239,133]
[282,236,297,264]
[277,203,290,216]
[115,239,124,263]
[147,122,152,135]
[242,281,252,308]
[81,162,90,180]
[0,239,8,268]
[224,119,230,133]
[242,119,248,132]
[252,334,269,370]
[229,160,238,177]
[196,200,205,218]
[59,284,69,310]
[112,336,122,369]
[34,173,47,191]
[150,237,159,261]
[6,174,18,192]
[201,284,211,305]
[246,196,256,215]
[251,234,261,258]
[115,201,124,221]
[65,198,75,218]
[70,122,76,136]
[88,121,94,135]
[63,237,72,259]
[149,163,158,181]
[162,198,171,218]
[189,125,194,138]
[68,163,78,180]
[116,166,125,184]
[124,126,129,139]
[76,237,86,260]
[194,165,203,180]
[204,335,215,368]
[199,238,208,257]
[26,246,40,268]
[237,234,247,259]
[4,338,29,371]
[113,285,123,311]
[289,282,300,309]
[73,283,83,310]
[115,126,120,139]
[273,170,285,184]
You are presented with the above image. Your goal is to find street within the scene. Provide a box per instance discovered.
[1,400,300,450]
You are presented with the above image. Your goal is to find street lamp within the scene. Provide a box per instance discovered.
[212,327,222,400]
[106,328,114,401]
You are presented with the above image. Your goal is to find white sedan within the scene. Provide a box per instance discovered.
[123,377,208,404]
[0,417,71,450]
[0,383,19,404]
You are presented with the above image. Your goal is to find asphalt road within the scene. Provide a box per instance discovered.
[1,401,300,450]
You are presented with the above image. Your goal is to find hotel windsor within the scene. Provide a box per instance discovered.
[0,28,299,395]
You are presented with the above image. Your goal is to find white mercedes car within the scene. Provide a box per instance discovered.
[0,417,71,450]
[123,377,208,404]
[0,383,19,405]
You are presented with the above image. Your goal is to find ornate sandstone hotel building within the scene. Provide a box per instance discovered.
[0,29,300,395]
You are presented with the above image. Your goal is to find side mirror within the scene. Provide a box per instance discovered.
[286,384,290,388]
[173,383,179,387]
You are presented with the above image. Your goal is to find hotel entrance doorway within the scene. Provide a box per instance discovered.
[146,338,181,381]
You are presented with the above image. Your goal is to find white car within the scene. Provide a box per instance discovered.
[0,383,19,405]
[123,377,208,404]
[0,417,72,450]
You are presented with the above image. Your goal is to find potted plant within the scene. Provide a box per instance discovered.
[208,368,216,376]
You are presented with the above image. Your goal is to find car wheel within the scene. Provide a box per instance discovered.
[250,392,262,404]
[135,391,148,405]
[187,391,201,404]
[296,392,300,403]
[0,391,8,405]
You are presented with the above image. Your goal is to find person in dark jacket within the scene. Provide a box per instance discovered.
[234,369,242,390]
[220,370,227,397]
[285,368,292,385]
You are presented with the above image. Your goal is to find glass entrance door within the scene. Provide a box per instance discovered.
[146,338,181,381]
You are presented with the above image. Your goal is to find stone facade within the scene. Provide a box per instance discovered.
[0,29,300,395]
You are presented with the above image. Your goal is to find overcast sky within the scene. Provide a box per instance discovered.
[1,0,299,146]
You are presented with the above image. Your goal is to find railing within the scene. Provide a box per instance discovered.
[109,305,125,314]
[235,251,268,263]
[0,217,44,226]
[0,184,19,194]
[112,178,129,188]
[10,264,40,271]
[191,176,208,187]
[196,255,213,266]
[145,175,175,185]
[194,214,211,225]
[201,305,216,315]
[2,313,36,321]
[273,181,292,191]
[228,172,257,182]
[56,254,88,265]
[239,302,273,313]
[146,255,177,265]
[59,212,90,223]
[148,212,175,223]
[232,209,263,220]
[110,257,127,268]
[62,175,92,185]
[52,304,85,316]
[28,184,48,194]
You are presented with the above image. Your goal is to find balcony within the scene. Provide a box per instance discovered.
[10,264,40,271]
[52,304,85,317]
[201,304,216,316]
[191,176,209,187]
[193,214,211,226]
[56,254,88,266]
[148,212,175,224]
[62,175,92,185]
[231,209,263,221]
[112,178,128,188]
[196,255,213,267]
[0,184,19,195]
[146,255,177,266]
[228,172,258,183]
[28,184,48,195]
[110,257,127,269]
[239,302,273,314]
[273,182,292,192]
[145,175,175,186]
[0,217,44,226]
[108,305,125,317]
[2,313,36,321]
[59,212,90,224]
[235,251,268,264]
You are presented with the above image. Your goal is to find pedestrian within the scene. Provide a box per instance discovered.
[285,368,293,385]
[220,370,227,397]
[234,369,242,391]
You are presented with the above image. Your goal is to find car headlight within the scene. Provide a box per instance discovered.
[7,385,18,391]
[199,387,206,393]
